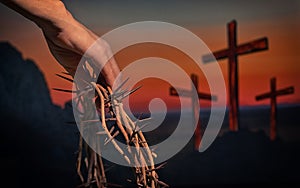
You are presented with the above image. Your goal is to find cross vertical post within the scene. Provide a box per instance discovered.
[202,20,268,132]
[228,21,239,131]
[169,74,217,151]
[270,78,277,140]
[191,74,201,149]
[255,77,294,140]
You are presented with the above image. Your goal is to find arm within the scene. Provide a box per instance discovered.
[1,0,120,86]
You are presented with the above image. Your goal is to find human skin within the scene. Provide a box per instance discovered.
[1,0,120,87]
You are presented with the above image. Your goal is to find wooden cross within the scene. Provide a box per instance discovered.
[255,77,294,141]
[202,20,268,132]
[169,74,217,151]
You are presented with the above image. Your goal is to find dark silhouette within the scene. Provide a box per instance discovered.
[1,42,299,187]
[0,42,78,188]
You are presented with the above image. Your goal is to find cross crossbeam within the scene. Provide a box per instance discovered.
[202,20,268,131]
[170,74,217,151]
[255,77,294,140]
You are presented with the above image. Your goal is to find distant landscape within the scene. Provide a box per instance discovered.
[1,42,299,187]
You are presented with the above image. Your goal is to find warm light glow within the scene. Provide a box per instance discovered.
[1,1,299,110]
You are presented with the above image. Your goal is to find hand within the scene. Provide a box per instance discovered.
[43,17,120,87]
[1,0,120,87]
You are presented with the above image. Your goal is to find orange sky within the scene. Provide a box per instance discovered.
[0,1,299,111]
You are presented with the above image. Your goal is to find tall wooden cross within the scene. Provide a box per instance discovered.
[169,74,217,151]
[255,77,294,141]
[202,20,268,131]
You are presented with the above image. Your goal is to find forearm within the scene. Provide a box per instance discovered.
[1,0,120,86]
[1,0,72,29]
[1,0,80,52]
[2,0,98,59]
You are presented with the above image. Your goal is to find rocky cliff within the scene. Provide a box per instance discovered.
[0,42,78,187]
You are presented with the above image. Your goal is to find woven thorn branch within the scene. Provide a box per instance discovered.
[54,73,168,188]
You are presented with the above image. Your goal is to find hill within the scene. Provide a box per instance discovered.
[0,42,78,187]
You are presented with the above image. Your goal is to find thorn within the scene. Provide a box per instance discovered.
[61,72,71,76]
[136,123,149,132]
[138,117,152,124]
[113,89,128,98]
[114,77,130,93]
[81,79,92,86]
[105,182,123,187]
[52,88,74,93]
[109,126,115,134]
[151,145,158,152]
[76,87,93,98]
[105,89,128,104]
[137,177,145,184]
[96,131,106,135]
[133,119,138,132]
[129,131,138,143]
[156,162,167,170]
[120,85,142,99]
[55,73,74,83]
[106,118,117,121]
[157,180,169,187]
[152,152,157,158]
[104,165,115,172]
[104,131,119,145]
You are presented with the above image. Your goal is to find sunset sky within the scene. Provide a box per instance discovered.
[0,0,299,111]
